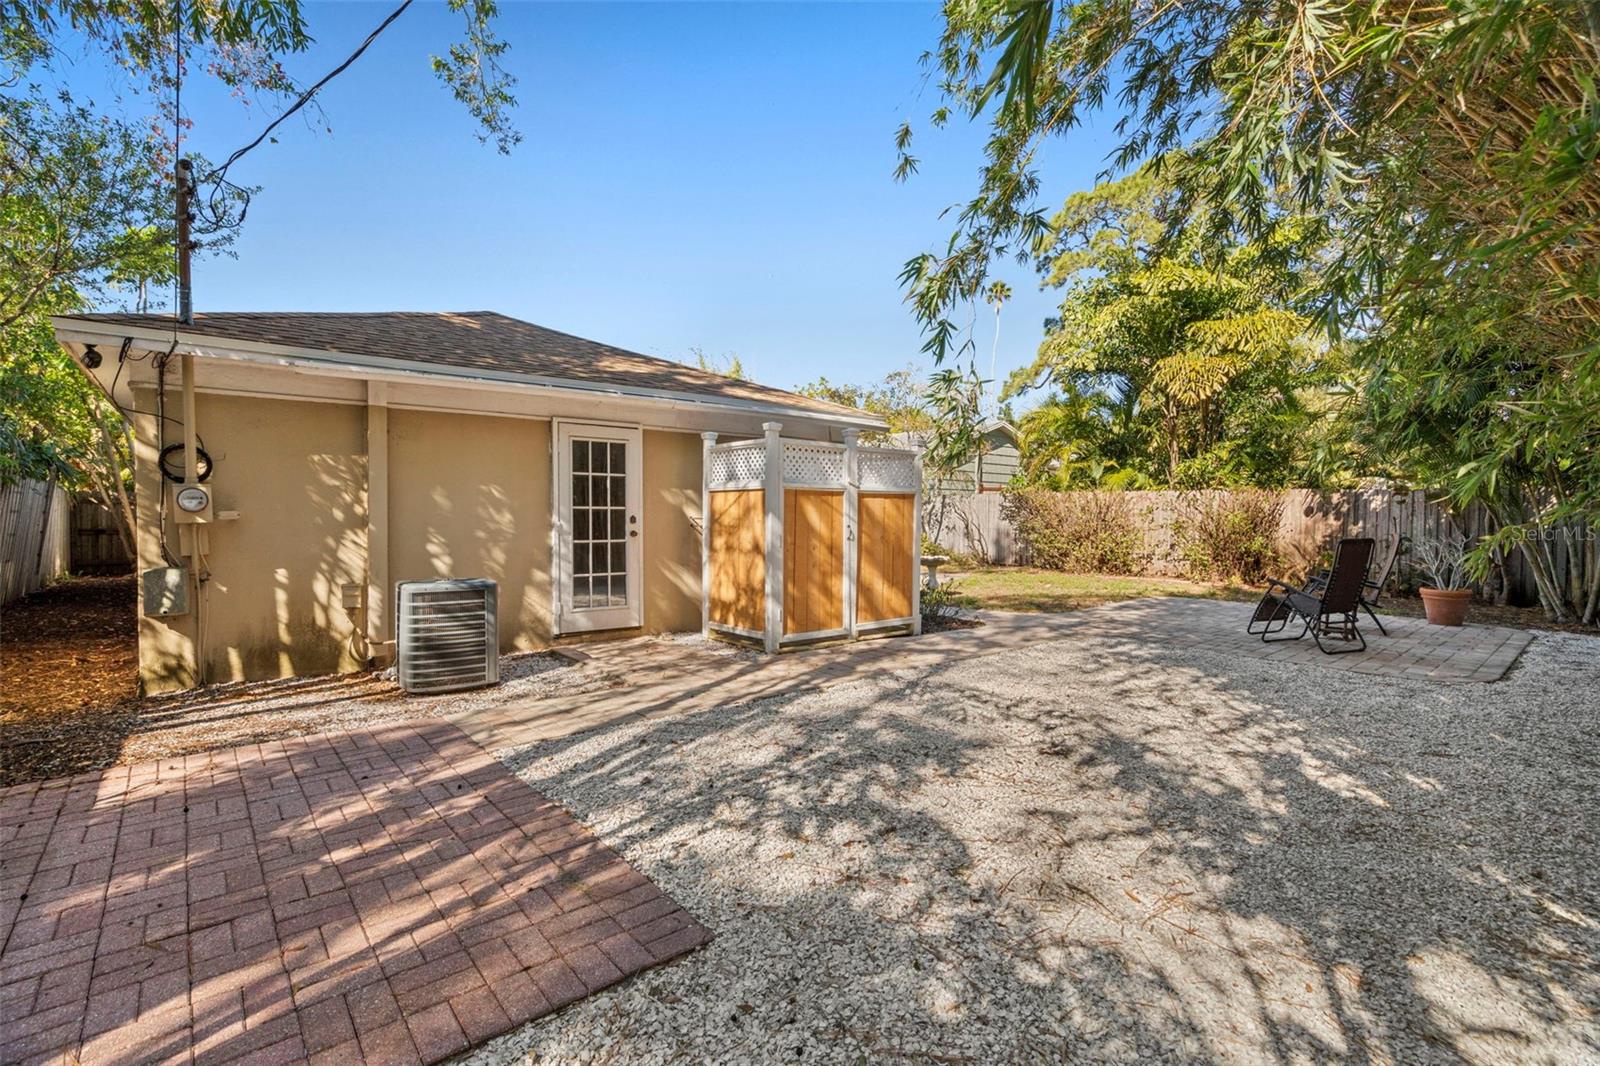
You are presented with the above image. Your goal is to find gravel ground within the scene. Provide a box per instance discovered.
[657,631,766,663]
[460,620,1600,1065]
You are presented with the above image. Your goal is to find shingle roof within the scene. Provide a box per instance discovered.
[61,311,873,422]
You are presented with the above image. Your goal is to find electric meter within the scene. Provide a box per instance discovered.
[172,483,213,523]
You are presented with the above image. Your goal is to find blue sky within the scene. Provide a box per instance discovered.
[56,2,1117,400]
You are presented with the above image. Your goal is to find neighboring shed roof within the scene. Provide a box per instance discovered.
[58,311,871,422]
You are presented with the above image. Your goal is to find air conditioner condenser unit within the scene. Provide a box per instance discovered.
[395,578,499,694]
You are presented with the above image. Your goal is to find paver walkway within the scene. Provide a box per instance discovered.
[0,720,708,1066]
[451,598,1535,751]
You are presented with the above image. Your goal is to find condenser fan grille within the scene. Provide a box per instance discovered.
[396,579,499,693]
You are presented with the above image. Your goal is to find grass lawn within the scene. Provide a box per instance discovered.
[949,567,1257,613]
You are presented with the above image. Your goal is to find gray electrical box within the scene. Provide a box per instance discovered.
[142,567,189,617]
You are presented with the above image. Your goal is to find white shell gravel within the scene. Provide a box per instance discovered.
[454,627,1600,1065]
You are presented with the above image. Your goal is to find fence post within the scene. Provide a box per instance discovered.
[842,429,859,640]
[762,422,784,654]
[700,432,717,637]
[911,447,924,636]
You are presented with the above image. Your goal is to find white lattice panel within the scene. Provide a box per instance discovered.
[781,442,845,487]
[708,443,766,487]
[858,449,920,493]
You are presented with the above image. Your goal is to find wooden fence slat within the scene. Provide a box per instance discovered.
[1,480,72,605]
[69,498,133,570]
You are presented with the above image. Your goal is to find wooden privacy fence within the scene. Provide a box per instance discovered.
[926,486,1576,606]
[925,491,1020,567]
[703,423,922,652]
[1,479,71,605]
[70,498,134,571]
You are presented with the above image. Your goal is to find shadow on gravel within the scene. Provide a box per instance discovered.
[501,624,1600,1063]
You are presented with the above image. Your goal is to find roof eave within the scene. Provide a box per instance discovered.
[50,317,888,431]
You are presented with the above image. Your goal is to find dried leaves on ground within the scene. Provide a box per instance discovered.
[1,574,140,786]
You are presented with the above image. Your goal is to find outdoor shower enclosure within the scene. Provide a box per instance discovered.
[701,423,922,651]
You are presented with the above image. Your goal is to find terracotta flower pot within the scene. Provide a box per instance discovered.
[1419,587,1472,626]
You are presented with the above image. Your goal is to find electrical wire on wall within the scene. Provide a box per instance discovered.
[153,346,183,568]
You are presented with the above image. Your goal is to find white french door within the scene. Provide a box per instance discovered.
[555,422,644,633]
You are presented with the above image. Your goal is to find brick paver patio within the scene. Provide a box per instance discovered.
[0,720,709,1066]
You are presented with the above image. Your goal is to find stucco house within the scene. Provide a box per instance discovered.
[52,311,887,693]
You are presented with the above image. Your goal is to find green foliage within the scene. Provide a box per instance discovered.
[919,578,967,623]
[1007,163,1350,489]
[920,364,985,474]
[1362,328,1600,620]
[1,314,89,482]
[1,91,179,328]
[2,0,311,86]
[1012,386,1152,490]
[1001,488,1142,574]
[797,367,936,444]
[1172,492,1286,584]
[902,0,1599,621]
[0,310,135,554]
[4,0,519,155]
[687,346,746,381]
[0,92,201,553]
[431,0,521,154]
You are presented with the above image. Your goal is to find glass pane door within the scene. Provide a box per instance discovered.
[569,439,630,608]
[556,423,642,633]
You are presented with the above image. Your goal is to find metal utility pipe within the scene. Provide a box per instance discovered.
[176,159,194,325]
[181,353,198,484]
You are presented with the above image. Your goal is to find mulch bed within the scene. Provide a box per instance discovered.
[1,574,141,787]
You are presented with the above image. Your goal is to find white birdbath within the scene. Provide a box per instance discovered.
[922,554,951,588]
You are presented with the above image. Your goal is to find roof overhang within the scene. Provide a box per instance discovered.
[52,317,888,432]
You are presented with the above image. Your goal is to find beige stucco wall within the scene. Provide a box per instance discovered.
[387,409,552,652]
[133,390,704,693]
[133,390,369,691]
[641,429,703,633]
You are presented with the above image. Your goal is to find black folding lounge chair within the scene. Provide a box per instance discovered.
[1247,537,1376,654]
[1304,533,1407,635]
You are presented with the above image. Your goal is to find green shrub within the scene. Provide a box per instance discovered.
[919,579,967,622]
[1173,491,1285,583]
[1001,489,1143,574]
[919,534,980,570]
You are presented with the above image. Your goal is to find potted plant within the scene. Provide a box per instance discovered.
[1413,530,1473,626]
